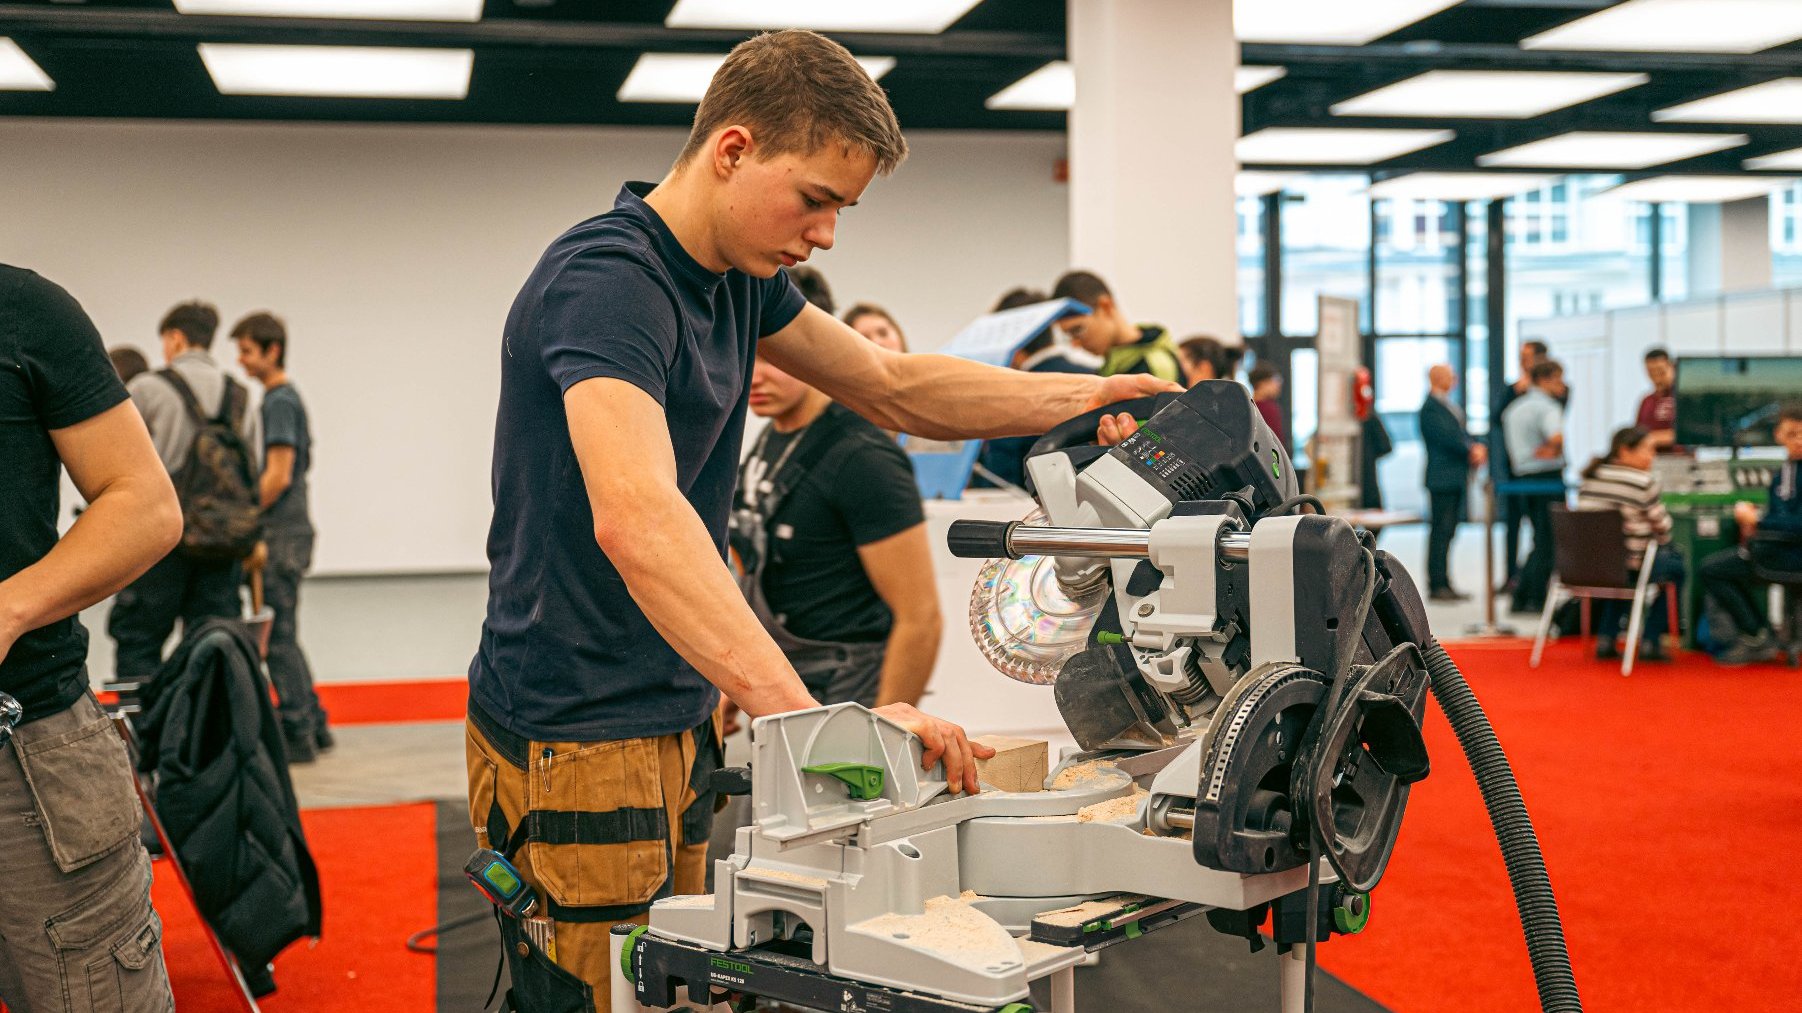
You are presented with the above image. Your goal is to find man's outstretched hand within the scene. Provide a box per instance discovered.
[1083,373,1182,414]
[872,703,995,796]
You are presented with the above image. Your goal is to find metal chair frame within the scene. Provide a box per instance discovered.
[1530,508,1680,677]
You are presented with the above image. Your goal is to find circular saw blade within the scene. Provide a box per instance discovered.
[968,510,1104,686]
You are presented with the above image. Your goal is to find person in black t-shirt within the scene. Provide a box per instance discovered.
[735,359,939,711]
[0,265,181,1012]
[234,311,331,763]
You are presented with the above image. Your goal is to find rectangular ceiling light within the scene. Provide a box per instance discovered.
[985,60,1073,111]
[665,0,982,34]
[1237,127,1454,165]
[1607,175,1794,203]
[621,52,895,104]
[1654,78,1802,124]
[174,0,482,19]
[1746,147,1802,170]
[1368,172,1557,201]
[1332,70,1647,119]
[198,44,472,99]
[1237,66,1286,94]
[1522,0,1802,54]
[1236,171,1309,196]
[1235,0,1461,45]
[1477,131,1748,169]
[0,38,53,91]
[986,62,1282,110]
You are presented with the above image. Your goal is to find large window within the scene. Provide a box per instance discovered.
[1773,182,1802,289]
[1374,197,1458,335]
[1506,174,1652,350]
[1465,205,1491,432]
[1281,175,1370,335]
[1237,194,1266,338]
[1654,202,1688,302]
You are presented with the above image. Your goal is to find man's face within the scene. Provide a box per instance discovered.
[747,357,815,419]
[713,139,876,278]
[1519,345,1542,372]
[1058,299,1117,357]
[1539,372,1567,399]
[1429,365,1455,393]
[1778,418,1802,459]
[159,329,185,364]
[1646,357,1674,391]
[236,338,279,382]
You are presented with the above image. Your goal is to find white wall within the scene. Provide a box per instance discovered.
[1,118,1069,574]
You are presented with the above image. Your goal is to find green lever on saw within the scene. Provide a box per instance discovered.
[801,761,885,800]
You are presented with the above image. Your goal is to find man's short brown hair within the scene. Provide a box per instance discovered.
[679,30,907,175]
[1529,359,1563,384]
[232,311,288,367]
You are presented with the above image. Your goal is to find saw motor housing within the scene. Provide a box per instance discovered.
[993,380,1433,891]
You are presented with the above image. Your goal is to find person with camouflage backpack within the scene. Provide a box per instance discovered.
[108,301,262,688]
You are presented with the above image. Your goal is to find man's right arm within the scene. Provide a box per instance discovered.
[0,402,181,663]
[566,377,818,718]
[1533,403,1565,460]
[565,378,992,792]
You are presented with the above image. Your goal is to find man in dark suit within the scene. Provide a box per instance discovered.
[1421,364,1486,601]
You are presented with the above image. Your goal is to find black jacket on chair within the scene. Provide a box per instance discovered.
[1420,395,1475,493]
[137,618,323,971]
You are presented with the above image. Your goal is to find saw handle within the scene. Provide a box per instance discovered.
[947,519,1020,559]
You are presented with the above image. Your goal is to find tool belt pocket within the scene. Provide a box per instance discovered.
[498,917,591,1013]
[525,736,669,910]
[15,708,140,874]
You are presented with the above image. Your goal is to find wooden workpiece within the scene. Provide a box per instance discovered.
[971,735,1049,793]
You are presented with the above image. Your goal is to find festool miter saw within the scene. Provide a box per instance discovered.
[611,381,1582,1013]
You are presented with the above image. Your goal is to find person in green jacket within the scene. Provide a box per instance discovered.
[1051,270,1181,383]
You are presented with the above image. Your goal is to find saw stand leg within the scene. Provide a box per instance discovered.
[1279,944,1308,1013]
[1050,965,1076,1013]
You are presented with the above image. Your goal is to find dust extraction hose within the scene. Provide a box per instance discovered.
[1420,637,1581,1013]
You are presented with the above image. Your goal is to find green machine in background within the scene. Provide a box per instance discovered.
[1658,457,1775,648]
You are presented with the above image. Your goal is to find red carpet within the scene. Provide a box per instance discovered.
[154,802,438,1012]
[316,678,467,725]
[1318,639,1802,1013]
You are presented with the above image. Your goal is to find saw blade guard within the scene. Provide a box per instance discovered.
[968,509,1105,685]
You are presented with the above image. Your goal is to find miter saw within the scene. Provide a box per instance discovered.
[609,382,1583,1013]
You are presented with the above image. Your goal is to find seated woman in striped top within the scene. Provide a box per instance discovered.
[1575,426,1683,661]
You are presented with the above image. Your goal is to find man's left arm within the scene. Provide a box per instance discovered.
[0,402,182,662]
[759,304,1176,440]
[859,524,942,708]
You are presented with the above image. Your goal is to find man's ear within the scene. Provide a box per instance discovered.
[1095,294,1124,331]
[713,125,755,178]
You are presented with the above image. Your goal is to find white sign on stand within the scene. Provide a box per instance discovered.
[1312,295,1362,510]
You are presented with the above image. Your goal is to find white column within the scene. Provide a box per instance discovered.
[1687,197,1773,296]
[1067,0,1240,340]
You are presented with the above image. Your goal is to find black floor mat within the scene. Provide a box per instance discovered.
[435,800,511,1011]
[1027,915,1392,1013]
[436,800,1390,1012]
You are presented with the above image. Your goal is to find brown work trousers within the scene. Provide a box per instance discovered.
[0,692,173,1013]
[465,705,719,1012]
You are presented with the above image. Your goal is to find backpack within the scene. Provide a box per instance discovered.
[159,369,262,561]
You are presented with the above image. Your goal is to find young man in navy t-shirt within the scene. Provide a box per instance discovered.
[464,29,1173,1006]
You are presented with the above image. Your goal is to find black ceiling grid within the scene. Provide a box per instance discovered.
[0,0,1799,175]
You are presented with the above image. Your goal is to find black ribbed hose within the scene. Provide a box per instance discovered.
[1421,638,1582,1013]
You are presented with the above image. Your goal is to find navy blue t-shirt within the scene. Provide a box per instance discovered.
[470,182,806,741]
